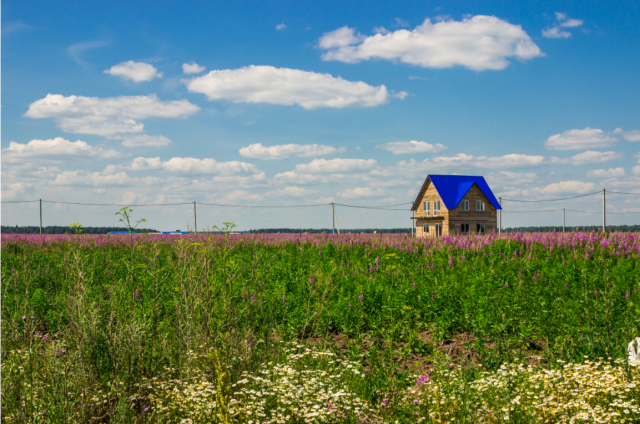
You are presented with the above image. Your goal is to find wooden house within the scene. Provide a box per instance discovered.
[411,175,501,237]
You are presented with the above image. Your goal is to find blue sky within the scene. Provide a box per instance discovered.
[2,0,640,231]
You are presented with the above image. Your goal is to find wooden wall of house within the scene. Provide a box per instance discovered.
[415,181,449,237]
[448,185,497,234]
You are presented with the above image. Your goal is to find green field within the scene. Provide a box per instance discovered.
[2,231,639,423]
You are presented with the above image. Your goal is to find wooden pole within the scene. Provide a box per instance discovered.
[563,208,565,232]
[332,203,335,234]
[193,201,197,234]
[39,199,42,235]
[333,204,340,234]
[498,196,502,234]
[602,189,606,232]
[412,210,415,237]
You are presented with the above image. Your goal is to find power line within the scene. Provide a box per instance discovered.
[197,202,330,208]
[41,200,194,207]
[608,190,640,196]
[501,191,602,203]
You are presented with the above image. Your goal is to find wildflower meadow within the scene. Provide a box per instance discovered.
[2,226,639,423]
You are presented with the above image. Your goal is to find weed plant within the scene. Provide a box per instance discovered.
[1,230,639,422]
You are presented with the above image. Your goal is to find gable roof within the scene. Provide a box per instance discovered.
[411,174,502,210]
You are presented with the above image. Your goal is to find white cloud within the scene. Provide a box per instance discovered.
[586,167,625,178]
[533,180,595,194]
[430,153,545,169]
[127,157,260,175]
[239,143,344,160]
[68,40,108,66]
[395,18,410,27]
[615,129,640,142]
[2,137,120,162]
[541,27,571,38]
[544,128,617,150]
[318,16,543,71]
[338,187,384,198]
[51,171,141,187]
[117,134,172,147]
[373,26,390,35]
[182,62,206,74]
[226,190,263,202]
[543,12,583,39]
[104,61,163,82]
[183,65,404,109]
[275,23,287,30]
[550,151,623,165]
[266,186,317,197]
[633,166,640,176]
[296,158,377,173]
[376,140,446,155]
[1,182,35,201]
[25,94,200,136]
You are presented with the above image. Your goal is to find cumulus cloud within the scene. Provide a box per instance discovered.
[51,170,143,187]
[104,61,163,82]
[586,167,625,178]
[2,137,120,162]
[239,143,344,160]
[182,62,206,74]
[183,65,404,109]
[127,157,260,175]
[544,128,617,150]
[1,182,35,201]
[532,181,595,194]
[550,151,623,165]
[295,158,377,173]
[117,134,172,147]
[633,166,640,176]
[338,187,384,198]
[542,12,583,38]
[318,16,543,71]
[275,23,287,30]
[376,140,446,155]
[614,128,640,142]
[226,190,263,202]
[266,186,317,197]
[430,153,545,169]
[25,94,200,136]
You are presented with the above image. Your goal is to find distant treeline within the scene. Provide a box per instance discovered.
[1,226,159,235]
[502,225,640,233]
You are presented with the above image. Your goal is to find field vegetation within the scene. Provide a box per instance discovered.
[2,225,639,423]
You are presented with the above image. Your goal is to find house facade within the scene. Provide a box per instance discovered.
[411,175,502,237]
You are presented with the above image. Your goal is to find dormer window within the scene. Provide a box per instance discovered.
[476,201,485,211]
[460,200,469,211]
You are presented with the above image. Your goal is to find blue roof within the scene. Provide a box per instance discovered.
[415,175,502,210]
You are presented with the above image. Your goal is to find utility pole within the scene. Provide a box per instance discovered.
[563,208,565,233]
[331,203,340,235]
[602,188,606,232]
[193,201,197,234]
[39,199,42,235]
[498,196,502,234]
[412,210,415,237]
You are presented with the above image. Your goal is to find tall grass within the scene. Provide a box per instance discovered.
[1,231,639,422]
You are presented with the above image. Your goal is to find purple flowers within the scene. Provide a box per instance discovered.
[282,294,286,305]
[416,374,430,386]
[358,294,364,302]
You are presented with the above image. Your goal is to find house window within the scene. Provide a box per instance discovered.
[433,200,441,216]
[477,223,485,234]
[423,224,429,234]
[476,201,485,211]
[460,200,469,211]
[435,224,443,237]
[423,201,431,217]
[460,223,469,234]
